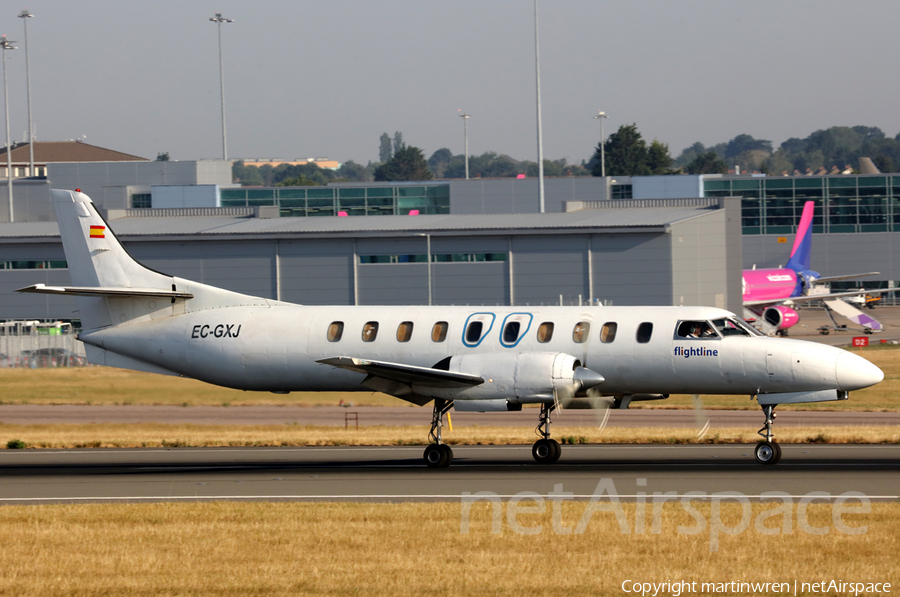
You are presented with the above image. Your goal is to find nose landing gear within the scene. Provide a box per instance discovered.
[532,403,561,463]
[755,404,782,465]
[424,398,454,468]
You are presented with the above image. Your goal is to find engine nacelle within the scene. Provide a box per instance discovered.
[763,305,800,331]
[414,352,584,404]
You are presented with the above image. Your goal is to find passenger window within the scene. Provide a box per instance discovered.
[396,321,413,342]
[466,321,484,343]
[503,321,521,343]
[637,322,653,344]
[432,322,448,342]
[327,321,343,342]
[600,322,617,343]
[362,322,379,342]
[572,321,590,344]
[536,322,554,343]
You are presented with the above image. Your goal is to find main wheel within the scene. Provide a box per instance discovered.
[755,441,782,465]
[424,444,446,468]
[532,439,561,464]
[439,444,453,467]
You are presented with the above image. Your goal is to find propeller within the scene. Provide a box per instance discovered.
[692,393,711,440]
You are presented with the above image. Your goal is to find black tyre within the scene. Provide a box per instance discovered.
[548,439,561,463]
[754,441,781,465]
[424,444,444,468]
[439,444,454,467]
[532,439,558,463]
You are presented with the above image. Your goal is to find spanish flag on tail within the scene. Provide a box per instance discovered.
[89,225,105,239]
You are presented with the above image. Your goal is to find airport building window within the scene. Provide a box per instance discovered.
[536,322,554,343]
[326,322,343,342]
[572,322,590,344]
[610,184,632,199]
[396,321,413,343]
[359,253,506,264]
[636,322,653,344]
[220,184,450,218]
[362,322,379,342]
[131,193,151,209]
[432,322,448,342]
[0,260,67,270]
[600,322,617,343]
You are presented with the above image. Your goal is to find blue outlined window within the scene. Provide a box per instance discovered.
[462,313,495,348]
[500,313,533,348]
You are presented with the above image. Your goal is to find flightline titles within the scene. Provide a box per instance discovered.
[674,346,718,358]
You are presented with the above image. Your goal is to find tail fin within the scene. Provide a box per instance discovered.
[19,189,273,332]
[785,200,814,273]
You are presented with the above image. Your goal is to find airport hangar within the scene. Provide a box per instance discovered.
[0,196,742,323]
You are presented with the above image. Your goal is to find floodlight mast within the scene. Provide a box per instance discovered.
[593,110,609,178]
[0,35,16,222]
[18,9,34,177]
[459,113,470,180]
[210,12,233,161]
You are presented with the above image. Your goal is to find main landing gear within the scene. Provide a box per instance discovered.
[532,402,561,464]
[424,398,454,468]
[755,404,782,465]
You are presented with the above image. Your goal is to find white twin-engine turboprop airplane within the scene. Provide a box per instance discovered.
[19,190,884,467]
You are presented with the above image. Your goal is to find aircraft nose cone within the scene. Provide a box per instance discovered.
[835,351,884,391]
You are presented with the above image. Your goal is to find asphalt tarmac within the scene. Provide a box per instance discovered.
[0,444,897,504]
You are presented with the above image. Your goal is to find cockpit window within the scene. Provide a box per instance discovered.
[676,320,717,339]
[712,317,759,337]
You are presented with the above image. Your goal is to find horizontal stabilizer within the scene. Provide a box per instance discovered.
[317,356,484,388]
[16,283,194,299]
[745,287,894,307]
[815,272,880,283]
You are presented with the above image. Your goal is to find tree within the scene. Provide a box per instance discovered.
[337,160,372,182]
[276,175,319,186]
[647,140,674,174]
[156,152,170,161]
[374,146,433,181]
[724,134,772,159]
[685,151,728,174]
[592,124,651,176]
[392,131,406,155]
[378,133,393,162]
[428,148,454,178]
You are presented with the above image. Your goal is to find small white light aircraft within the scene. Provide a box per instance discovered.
[18,190,884,467]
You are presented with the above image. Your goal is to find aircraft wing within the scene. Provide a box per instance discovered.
[744,287,894,308]
[16,283,194,299]
[814,272,880,283]
[317,356,484,388]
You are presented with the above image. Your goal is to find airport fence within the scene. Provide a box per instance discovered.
[0,321,88,368]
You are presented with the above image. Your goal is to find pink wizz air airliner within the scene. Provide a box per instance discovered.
[742,201,885,335]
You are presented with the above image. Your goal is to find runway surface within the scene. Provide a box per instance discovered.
[0,444,897,504]
[1,405,899,427]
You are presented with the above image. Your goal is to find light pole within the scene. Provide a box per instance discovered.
[0,36,16,222]
[593,110,608,178]
[459,112,470,179]
[210,12,233,161]
[19,9,34,177]
[534,0,545,212]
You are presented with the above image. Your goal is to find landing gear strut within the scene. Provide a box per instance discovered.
[424,398,454,468]
[532,402,561,464]
[755,404,782,465]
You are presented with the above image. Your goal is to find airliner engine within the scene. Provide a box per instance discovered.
[763,305,800,331]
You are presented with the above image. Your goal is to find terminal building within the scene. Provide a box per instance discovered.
[0,149,896,324]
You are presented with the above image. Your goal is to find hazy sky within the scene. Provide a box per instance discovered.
[3,1,899,165]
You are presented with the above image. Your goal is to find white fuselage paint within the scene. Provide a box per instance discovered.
[79,303,862,399]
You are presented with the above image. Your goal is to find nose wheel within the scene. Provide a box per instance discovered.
[755,404,782,465]
[532,403,562,463]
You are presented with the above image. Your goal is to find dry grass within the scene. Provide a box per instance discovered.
[2,423,900,449]
[0,501,895,596]
[0,343,897,410]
